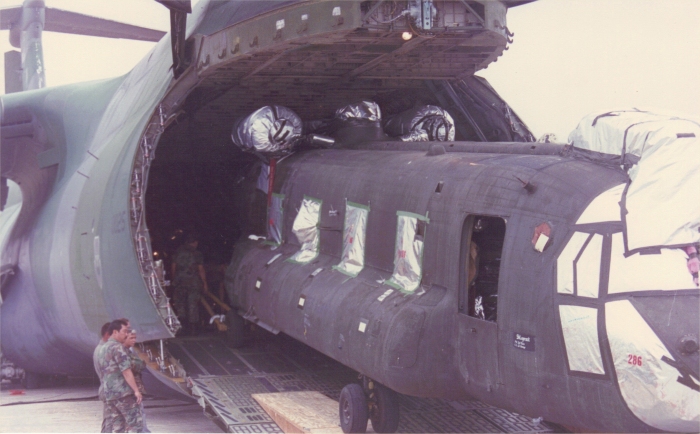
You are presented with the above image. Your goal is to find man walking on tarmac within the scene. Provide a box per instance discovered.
[96,319,143,432]
[172,233,208,335]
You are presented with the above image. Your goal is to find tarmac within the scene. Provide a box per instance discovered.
[0,377,220,433]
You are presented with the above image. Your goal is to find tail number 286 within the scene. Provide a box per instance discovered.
[627,354,643,367]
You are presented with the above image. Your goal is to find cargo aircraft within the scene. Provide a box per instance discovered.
[1,1,698,433]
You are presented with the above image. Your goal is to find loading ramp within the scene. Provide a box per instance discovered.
[171,333,562,433]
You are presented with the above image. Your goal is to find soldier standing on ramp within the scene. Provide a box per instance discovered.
[172,233,209,334]
[96,319,143,432]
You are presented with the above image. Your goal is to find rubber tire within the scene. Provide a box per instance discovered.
[339,384,368,433]
[369,384,400,433]
[225,313,246,348]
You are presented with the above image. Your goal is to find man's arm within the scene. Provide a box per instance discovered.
[198,264,209,293]
[122,368,143,404]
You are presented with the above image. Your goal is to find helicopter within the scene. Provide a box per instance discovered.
[0,0,697,432]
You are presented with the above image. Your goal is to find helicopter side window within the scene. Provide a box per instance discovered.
[460,215,506,322]
[386,211,429,294]
[287,196,323,264]
[333,201,370,277]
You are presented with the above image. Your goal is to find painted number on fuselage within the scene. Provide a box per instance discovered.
[627,354,643,367]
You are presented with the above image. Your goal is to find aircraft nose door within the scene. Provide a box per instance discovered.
[456,215,505,399]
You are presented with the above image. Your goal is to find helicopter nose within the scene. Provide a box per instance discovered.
[606,299,699,432]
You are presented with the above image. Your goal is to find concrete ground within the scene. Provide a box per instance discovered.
[0,378,221,433]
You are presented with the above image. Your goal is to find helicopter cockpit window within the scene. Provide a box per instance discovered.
[386,211,429,293]
[461,215,506,322]
[333,201,369,277]
[288,196,322,264]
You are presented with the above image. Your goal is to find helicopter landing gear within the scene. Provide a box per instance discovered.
[339,378,400,433]
[364,377,400,433]
[339,383,368,433]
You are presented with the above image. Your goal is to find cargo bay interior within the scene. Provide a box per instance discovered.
[142,0,534,302]
[145,80,528,282]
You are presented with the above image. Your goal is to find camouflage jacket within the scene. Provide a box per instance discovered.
[93,340,106,401]
[96,338,133,401]
[128,348,147,394]
[173,244,203,280]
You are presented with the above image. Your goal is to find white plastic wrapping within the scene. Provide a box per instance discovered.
[606,300,699,432]
[335,101,381,122]
[575,184,625,224]
[231,105,303,155]
[557,232,589,294]
[333,202,369,277]
[267,193,284,246]
[624,120,700,252]
[387,211,428,293]
[256,163,270,193]
[608,233,695,293]
[568,110,700,253]
[559,305,604,374]
[288,196,322,264]
[577,234,603,298]
[383,105,455,142]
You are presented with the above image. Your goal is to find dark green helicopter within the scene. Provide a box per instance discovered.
[1,1,697,432]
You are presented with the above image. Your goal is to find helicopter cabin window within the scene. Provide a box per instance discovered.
[267,193,285,246]
[460,215,506,322]
[287,196,322,264]
[333,201,369,277]
[386,211,429,294]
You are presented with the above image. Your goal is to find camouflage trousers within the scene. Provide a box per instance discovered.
[102,395,143,433]
[173,277,202,324]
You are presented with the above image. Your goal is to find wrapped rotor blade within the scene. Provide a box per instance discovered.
[231,106,302,156]
[384,105,455,142]
[310,101,388,147]
[335,101,381,123]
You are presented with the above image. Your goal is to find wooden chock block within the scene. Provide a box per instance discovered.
[252,391,343,433]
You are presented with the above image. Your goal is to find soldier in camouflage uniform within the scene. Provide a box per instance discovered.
[124,329,150,433]
[97,319,143,433]
[93,322,111,432]
[171,234,208,334]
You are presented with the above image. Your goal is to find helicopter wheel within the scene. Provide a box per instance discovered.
[224,313,246,348]
[368,383,400,433]
[339,383,368,433]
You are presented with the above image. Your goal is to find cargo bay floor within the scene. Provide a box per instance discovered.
[177,330,563,433]
[1,330,565,433]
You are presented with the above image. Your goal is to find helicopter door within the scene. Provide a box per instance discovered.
[457,215,505,394]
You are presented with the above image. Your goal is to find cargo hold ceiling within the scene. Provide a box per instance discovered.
[178,1,516,140]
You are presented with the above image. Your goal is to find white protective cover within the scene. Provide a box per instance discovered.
[606,300,699,432]
[569,110,700,253]
[387,212,427,293]
[289,197,322,264]
[231,105,303,155]
[557,232,589,294]
[559,305,604,374]
[333,202,369,277]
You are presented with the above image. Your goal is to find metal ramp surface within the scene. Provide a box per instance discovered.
[175,333,562,433]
